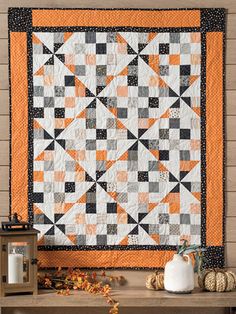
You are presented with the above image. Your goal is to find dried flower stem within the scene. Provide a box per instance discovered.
[38,268,125,314]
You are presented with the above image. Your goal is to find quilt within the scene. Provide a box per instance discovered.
[9,8,225,268]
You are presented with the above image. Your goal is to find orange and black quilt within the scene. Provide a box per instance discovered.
[9,8,225,268]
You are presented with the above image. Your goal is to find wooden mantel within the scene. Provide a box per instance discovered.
[0,288,236,310]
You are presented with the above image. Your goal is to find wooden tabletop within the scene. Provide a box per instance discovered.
[0,288,236,308]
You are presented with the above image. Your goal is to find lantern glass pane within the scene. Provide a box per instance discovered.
[7,242,30,284]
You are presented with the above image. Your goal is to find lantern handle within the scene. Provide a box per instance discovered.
[8,213,23,223]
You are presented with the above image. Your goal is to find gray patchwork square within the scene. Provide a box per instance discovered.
[128,66,138,76]
[149,224,159,234]
[107,139,117,150]
[159,213,169,224]
[85,32,96,43]
[169,118,180,129]
[127,182,139,193]
[74,43,85,54]
[170,33,180,43]
[86,140,96,150]
[96,161,106,171]
[107,97,117,108]
[180,76,189,86]
[169,140,180,150]
[75,65,86,76]
[138,86,149,97]
[159,129,169,139]
[44,97,54,108]
[97,76,106,86]
[87,108,96,118]
[160,235,169,245]
[191,182,201,192]
[159,65,169,76]
[170,224,180,235]
[149,182,159,193]
[54,33,64,43]
[149,140,159,150]
[149,161,158,171]
[138,33,148,43]
[65,161,76,171]
[96,65,107,76]
[138,108,149,118]
[44,182,53,193]
[190,225,201,235]
[44,161,54,171]
[128,151,138,161]
[107,32,116,43]
[106,118,116,129]
[128,161,138,171]
[34,86,44,97]
[77,235,86,245]
[180,214,190,224]
[65,140,75,150]
[180,150,190,160]
[55,86,65,97]
[180,43,190,54]
[34,129,44,139]
[54,192,65,203]
[86,119,96,128]
[128,97,138,108]
[86,192,96,203]
[97,235,107,245]
[117,193,128,203]
[107,224,117,235]
[117,108,128,119]
[159,88,169,97]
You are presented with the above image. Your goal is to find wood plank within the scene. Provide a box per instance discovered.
[226,242,236,267]
[2,308,227,314]
[0,288,236,308]
[0,39,8,63]
[226,116,236,141]
[226,167,236,191]
[0,13,7,39]
[0,65,8,89]
[0,90,9,114]
[226,192,236,216]
[0,166,9,190]
[226,91,236,115]
[226,65,236,90]
[0,116,9,140]
[226,217,236,242]
[227,141,236,166]
[227,40,236,64]
[0,191,9,214]
[0,141,9,165]
[1,0,236,13]
[228,14,236,39]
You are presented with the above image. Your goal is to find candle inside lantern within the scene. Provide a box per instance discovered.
[8,248,23,284]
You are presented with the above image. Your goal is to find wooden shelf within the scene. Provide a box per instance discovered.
[0,288,236,308]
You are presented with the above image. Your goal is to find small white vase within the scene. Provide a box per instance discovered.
[164,254,194,293]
